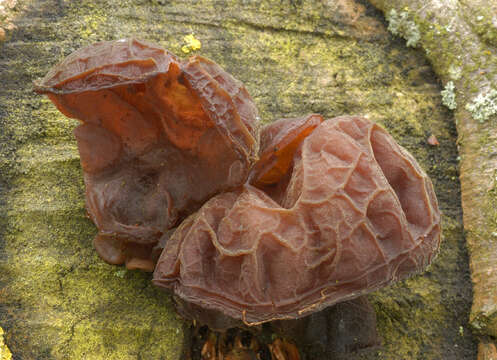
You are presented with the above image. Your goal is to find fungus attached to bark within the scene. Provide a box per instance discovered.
[36,39,441,338]
[153,115,441,326]
[35,39,259,271]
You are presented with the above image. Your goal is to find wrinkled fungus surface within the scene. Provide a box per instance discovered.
[36,39,440,327]
[153,115,441,324]
[35,39,259,271]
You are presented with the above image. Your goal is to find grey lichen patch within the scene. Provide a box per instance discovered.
[465,89,497,122]
[441,81,457,110]
[386,9,421,47]
[448,64,462,81]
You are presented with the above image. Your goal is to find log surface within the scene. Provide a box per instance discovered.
[0,0,477,358]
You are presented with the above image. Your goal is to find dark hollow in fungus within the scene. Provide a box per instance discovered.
[36,39,441,341]
[35,39,259,271]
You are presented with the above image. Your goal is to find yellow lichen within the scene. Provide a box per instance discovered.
[0,327,12,360]
[181,34,201,54]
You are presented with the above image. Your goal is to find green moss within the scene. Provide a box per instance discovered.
[372,215,474,359]
[2,145,185,359]
[472,12,497,46]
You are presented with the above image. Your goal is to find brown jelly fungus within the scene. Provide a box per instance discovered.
[35,39,259,271]
[36,39,440,328]
[153,115,440,325]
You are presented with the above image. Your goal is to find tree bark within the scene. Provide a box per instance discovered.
[369,0,497,344]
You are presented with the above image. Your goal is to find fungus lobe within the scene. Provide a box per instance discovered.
[35,39,259,271]
[153,115,441,325]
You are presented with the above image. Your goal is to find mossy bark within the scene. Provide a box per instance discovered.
[0,0,477,358]
[369,0,497,343]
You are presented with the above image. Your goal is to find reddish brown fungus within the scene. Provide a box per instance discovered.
[251,114,323,187]
[153,115,441,325]
[35,39,259,271]
[36,39,440,331]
